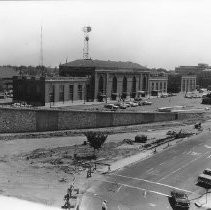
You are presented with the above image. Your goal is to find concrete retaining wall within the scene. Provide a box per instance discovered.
[0,107,204,133]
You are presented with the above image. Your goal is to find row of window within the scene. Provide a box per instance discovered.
[49,84,83,102]
[151,82,167,91]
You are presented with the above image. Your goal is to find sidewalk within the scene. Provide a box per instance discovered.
[195,192,211,209]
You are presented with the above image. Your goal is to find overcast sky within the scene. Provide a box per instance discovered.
[1,0,211,70]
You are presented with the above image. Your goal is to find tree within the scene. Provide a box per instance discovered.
[84,131,108,158]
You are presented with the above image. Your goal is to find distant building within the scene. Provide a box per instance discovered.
[175,63,209,75]
[181,75,197,92]
[148,70,168,96]
[0,67,19,92]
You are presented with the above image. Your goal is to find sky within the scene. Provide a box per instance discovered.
[1,0,211,70]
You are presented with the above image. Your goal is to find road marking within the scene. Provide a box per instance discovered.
[116,185,122,192]
[110,174,193,194]
[100,179,170,197]
[157,151,210,182]
[205,145,211,149]
[149,203,156,207]
[146,168,154,173]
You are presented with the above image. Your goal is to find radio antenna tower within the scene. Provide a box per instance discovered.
[82,26,91,60]
[40,26,44,66]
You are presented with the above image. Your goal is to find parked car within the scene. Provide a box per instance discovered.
[142,101,152,105]
[170,190,190,209]
[161,93,168,98]
[126,101,139,107]
[104,104,118,110]
[202,93,211,104]
[114,102,127,109]
[134,97,142,102]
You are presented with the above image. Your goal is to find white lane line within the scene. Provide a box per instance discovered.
[101,179,169,197]
[111,174,193,194]
[116,185,122,192]
[146,168,154,173]
[157,151,210,182]
[159,162,166,166]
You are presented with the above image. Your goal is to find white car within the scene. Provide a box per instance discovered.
[104,104,118,110]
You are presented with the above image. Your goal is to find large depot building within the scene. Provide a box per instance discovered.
[13,59,168,106]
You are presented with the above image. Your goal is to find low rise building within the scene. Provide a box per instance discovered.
[181,75,197,92]
[175,63,209,75]
[13,76,88,106]
[0,66,19,92]
[148,70,168,96]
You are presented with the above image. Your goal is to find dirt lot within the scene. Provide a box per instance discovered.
[0,94,210,208]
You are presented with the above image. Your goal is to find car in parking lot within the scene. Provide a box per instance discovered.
[142,101,152,105]
[104,104,118,110]
[125,101,139,107]
[114,102,127,109]
[170,190,190,209]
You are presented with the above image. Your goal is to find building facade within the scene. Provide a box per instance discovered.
[59,59,150,101]
[175,63,209,75]
[181,75,197,92]
[0,67,19,92]
[13,59,169,106]
[13,76,88,106]
[148,70,168,96]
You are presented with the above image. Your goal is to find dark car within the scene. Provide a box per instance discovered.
[202,93,211,104]
[170,191,190,209]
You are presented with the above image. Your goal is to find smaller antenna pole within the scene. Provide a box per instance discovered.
[40,26,44,67]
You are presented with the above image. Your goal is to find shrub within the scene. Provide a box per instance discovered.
[83,131,108,157]
[135,134,147,143]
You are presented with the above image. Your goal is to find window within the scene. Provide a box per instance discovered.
[164,82,166,90]
[156,83,158,90]
[59,85,64,101]
[160,82,162,90]
[49,85,55,102]
[78,85,82,100]
[152,82,154,90]
[69,85,74,101]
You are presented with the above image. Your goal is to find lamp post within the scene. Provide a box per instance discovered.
[84,84,86,104]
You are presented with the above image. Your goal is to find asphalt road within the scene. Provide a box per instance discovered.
[81,132,211,210]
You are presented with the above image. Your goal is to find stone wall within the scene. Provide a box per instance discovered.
[0,107,36,133]
[0,107,204,133]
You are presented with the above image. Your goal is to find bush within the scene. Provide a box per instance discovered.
[83,131,108,157]
[135,134,147,143]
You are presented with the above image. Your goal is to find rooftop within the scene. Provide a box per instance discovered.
[60,59,148,70]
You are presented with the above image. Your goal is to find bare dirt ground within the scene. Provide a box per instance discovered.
[0,94,211,208]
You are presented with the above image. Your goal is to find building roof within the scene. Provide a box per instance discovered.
[0,67,19,78]
[61,59,148,70]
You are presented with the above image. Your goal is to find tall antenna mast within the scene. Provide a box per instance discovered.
[40,26,44,66]
[82,26,91,60]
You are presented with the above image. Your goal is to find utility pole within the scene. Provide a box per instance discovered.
[40,26,43,67]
